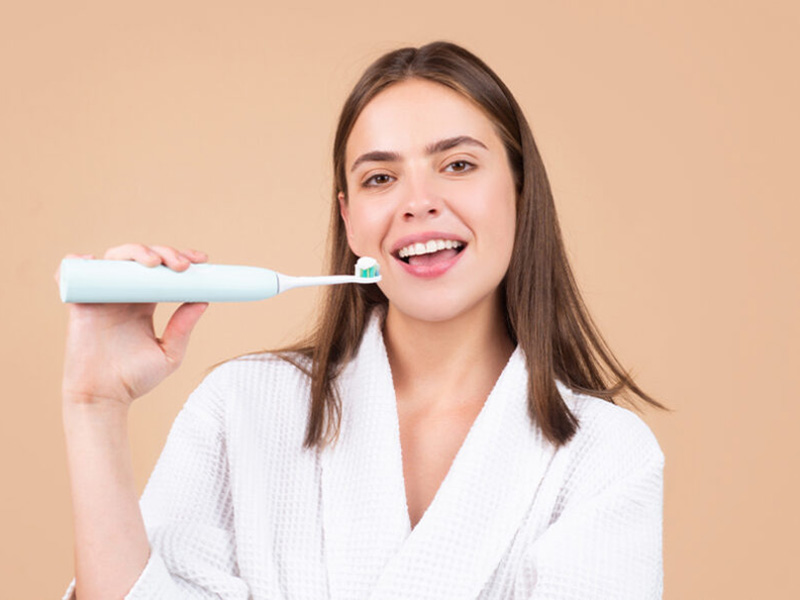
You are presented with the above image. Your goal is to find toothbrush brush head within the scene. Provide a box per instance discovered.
[355,256,381,281]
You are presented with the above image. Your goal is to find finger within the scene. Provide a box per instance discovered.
[149,245,193,272]
[159,302,209,367]
[104,243,161,267]
[181,248,209,263]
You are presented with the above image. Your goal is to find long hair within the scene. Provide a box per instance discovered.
[218,41,666,450]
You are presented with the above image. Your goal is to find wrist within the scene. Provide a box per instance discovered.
[62,387,131,409]
[62,397,131,428]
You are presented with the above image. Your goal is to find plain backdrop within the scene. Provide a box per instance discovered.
[1,1,798,598]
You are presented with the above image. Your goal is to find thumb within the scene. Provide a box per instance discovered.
[160,302,209,366]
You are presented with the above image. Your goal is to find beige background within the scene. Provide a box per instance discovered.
[1,0,797,597]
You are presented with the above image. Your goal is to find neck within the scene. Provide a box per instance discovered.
[382,295,515,413]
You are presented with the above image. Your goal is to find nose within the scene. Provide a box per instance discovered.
[400,174,442,222]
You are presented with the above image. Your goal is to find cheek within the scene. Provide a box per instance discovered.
[471,178,517,244]
[499,198,517,263]
[345,200,394,255]
[495,172,518,238]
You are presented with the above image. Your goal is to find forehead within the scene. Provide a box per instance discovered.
[345,79,501,162]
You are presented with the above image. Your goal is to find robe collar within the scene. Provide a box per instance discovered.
[320,310,560,599]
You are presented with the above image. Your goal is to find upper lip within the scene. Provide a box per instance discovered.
[389,231,468,256]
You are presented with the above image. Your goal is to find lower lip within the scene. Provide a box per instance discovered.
[393,248,466,279]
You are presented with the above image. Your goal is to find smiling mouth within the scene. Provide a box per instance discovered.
[394,239,467,265]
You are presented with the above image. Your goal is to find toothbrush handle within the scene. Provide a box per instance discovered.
[59,258,279,303]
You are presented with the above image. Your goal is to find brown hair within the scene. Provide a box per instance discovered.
[219,41,666,450]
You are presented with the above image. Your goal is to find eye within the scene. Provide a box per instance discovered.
[444,160,475,173]
[362,173,395,188]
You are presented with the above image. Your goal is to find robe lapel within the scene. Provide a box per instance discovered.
[321,312,559,599]
[320,314,412,599]
[368,346,558,599]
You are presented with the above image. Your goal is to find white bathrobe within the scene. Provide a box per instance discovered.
[63,312,664,599]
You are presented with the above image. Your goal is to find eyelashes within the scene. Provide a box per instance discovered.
[360,160,476,188]
[363,173,395,187]
[444,160,473,173]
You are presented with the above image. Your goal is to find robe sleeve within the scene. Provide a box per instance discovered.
[62,369,251,599]
[514,409,665,600]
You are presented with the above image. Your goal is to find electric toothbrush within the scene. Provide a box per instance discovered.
[59,256,381,303]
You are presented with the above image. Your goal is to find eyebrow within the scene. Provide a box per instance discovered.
[349,135,488,173]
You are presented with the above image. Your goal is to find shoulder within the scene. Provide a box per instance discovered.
[558,381,663,461]
[553,382,664,500]
[182,351,312,427]
[577,399,662,464]
[204,350,312,391]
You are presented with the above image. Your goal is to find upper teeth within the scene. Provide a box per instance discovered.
[397,239,464,258]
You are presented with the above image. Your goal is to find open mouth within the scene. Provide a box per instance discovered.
[394,239,467,266]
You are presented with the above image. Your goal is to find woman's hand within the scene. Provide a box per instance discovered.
[56,243,210,410]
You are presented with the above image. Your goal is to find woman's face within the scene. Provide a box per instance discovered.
[340,78,517,323]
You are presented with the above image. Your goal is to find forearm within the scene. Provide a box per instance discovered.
[63,401,150,600]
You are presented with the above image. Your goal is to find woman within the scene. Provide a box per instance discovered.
[60,42,665,599]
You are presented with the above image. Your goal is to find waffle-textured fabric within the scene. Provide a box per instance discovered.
[63,312,664,599]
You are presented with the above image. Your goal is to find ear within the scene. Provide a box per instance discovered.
[338,191,354,245]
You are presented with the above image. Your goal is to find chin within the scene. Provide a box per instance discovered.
[391,304,464,323]
[385,286,497,325]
